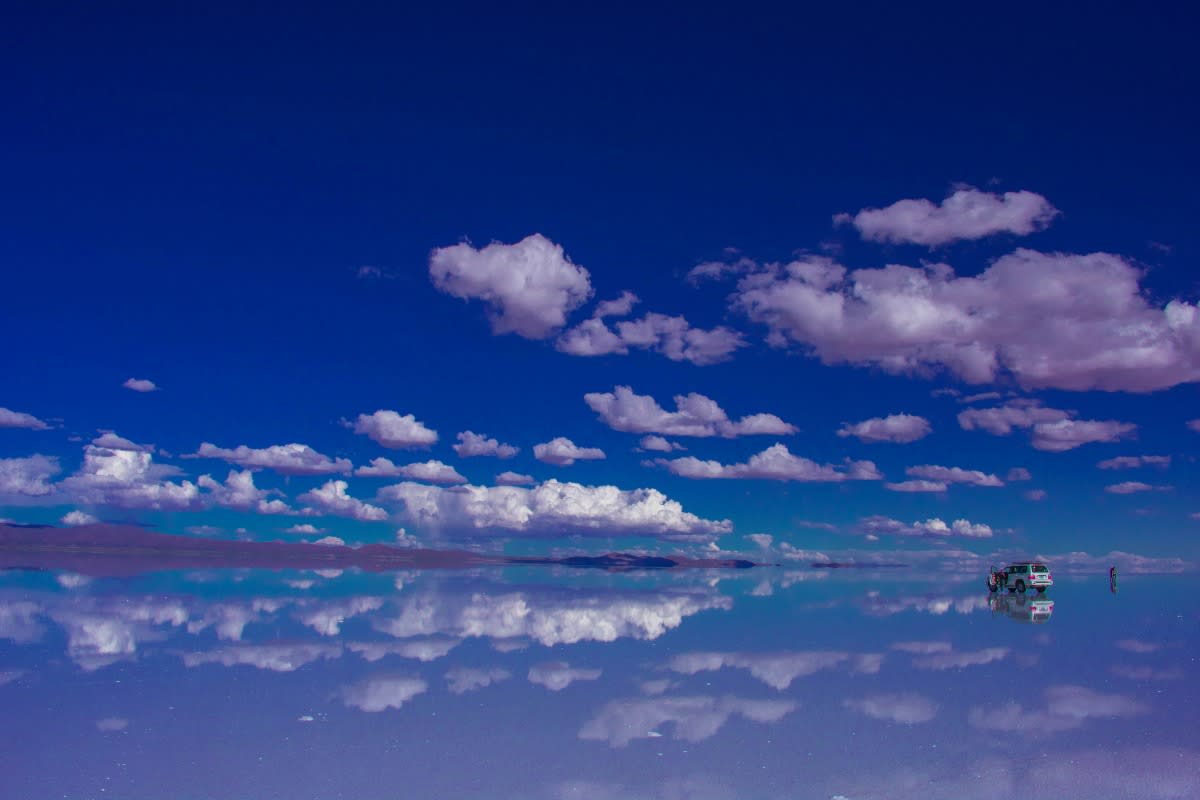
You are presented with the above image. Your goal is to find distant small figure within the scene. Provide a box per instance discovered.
[1109,565,1118,594]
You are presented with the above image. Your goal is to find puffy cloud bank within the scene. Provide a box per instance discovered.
[378,479,730,539]
[729,249,1200,392]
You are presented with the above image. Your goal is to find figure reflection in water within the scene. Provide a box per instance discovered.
[1110,565,1118,594]
[988,592,1055,624]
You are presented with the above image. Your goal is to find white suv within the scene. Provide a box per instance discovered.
[988,562,1053,594]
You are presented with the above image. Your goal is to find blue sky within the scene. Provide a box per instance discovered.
[2,3,1199,560]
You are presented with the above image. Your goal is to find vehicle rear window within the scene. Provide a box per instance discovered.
[1031,565,1048,573]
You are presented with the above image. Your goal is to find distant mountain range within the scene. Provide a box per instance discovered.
[0,523,759,576]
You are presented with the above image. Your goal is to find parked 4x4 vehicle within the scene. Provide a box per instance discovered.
[987,562,1053,594]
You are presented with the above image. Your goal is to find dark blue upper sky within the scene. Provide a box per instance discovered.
[2,2,1198,559]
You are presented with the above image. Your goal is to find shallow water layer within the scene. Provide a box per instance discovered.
[1,565,1196,800]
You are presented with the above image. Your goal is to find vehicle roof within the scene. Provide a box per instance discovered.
[1006,561,1047,566]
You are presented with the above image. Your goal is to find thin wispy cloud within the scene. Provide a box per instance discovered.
[0,407,51,430]
[192,442,352,476]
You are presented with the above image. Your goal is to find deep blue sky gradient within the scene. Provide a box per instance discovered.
[2,2,1199,557]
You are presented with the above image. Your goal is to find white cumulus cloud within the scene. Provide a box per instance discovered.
[585,386,795,438]
[731,249,1200,392]
[63,437,201,511]
[837,414,931,443]
[834,187,1059,246]
[429,233,592,339]
[355,458,466,483]
[904,464,1004,487]
[593,290,639,319]
[638,435,684,452]
[857,515,993,538]
[557,312,745,365]
[452,431,518,459]
[346,410,438,449]
[198,470,293,514]
[193,442,351,475]
[959,401,1135,451]
[657,444,881,483]
[122,378,158,392]
[0,454,61,497]
[60,510,99,526]
[298,480,388,521]
[533,437,606,466]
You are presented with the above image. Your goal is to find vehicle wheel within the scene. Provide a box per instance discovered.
[1036,587,1046,594]
[1016,580,1026,593]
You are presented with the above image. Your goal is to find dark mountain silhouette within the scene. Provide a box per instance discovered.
[0,523,763,576]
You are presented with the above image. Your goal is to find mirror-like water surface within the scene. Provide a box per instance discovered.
[2,564,1195,799]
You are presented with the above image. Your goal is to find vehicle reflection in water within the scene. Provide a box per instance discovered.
[988,591,1055,624]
